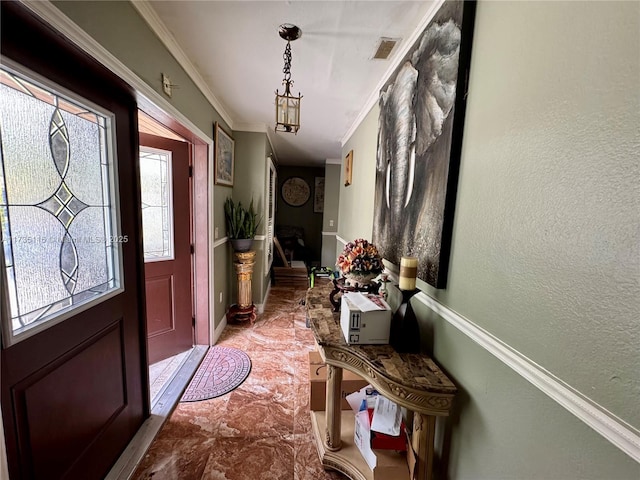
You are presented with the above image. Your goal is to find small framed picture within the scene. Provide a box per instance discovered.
[344,150,353,187]
[214,122,234,186]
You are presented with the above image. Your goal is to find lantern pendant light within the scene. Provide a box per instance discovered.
[275,24,302,134]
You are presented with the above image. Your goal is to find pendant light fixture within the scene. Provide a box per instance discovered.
[275,24,302,134]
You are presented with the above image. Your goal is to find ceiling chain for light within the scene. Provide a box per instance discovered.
[282,41,292,84]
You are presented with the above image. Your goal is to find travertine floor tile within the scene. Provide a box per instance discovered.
[131,284,347,480]
[201,435,295,480]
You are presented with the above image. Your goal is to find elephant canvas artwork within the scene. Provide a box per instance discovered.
[373,0,476,288]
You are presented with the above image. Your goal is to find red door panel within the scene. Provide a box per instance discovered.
[146,275,176,336]
[139,133,193,364]
[16,322,126,480]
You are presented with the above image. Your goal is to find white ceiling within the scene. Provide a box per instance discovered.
[141,1,440,166]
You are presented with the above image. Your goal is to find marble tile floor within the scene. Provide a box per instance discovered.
[131,282,345,480]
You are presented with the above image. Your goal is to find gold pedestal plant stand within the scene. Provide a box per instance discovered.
[227,250,257,325]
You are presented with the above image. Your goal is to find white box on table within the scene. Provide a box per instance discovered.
[340,293,391,345]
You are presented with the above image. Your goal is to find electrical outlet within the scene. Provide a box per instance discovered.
[214,227,219,239]
[161,73,172,97]
[219,292,223,303]
[329,220,334,227]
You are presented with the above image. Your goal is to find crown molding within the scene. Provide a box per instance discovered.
[130,0,235,130]
[226,123,281,165]
[325,158,342,165]
[233,122,268,133]
[340,0,446,147]
[265,130,279,165]
[19,0,212,145]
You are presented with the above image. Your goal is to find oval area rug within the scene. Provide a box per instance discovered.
[181,346,251,402]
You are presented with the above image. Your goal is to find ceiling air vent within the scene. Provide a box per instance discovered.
[372,37,400,60]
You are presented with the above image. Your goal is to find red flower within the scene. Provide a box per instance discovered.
[337,239,383,276]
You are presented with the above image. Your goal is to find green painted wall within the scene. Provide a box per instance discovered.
[338,1,640,477]
[339,109,379,243]
[276,166,325,263]
[213,185,232,326]
[232,131,269,305]
[43,0,640,476]
[321,163,341,267]
[53,0,233,331]
[54,1,227,138]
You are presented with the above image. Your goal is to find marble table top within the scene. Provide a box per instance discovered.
[306,282,456,398]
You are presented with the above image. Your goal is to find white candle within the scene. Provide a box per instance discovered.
[399,256,418,291]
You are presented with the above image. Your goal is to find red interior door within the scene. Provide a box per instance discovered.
[139,133,193,364]
[1,3,148,479]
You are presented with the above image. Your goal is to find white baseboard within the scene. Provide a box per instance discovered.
[413,292,640,463]
[256,280,272,314]
[212,314,227,344]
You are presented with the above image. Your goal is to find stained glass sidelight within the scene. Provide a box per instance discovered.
[0,65,122,339]
[139,147,173,260]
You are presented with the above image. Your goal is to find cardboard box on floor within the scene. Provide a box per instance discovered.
[308,351,369,411]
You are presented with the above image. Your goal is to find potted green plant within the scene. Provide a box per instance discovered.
[224,197,261,252]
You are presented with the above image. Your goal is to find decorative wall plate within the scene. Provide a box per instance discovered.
[281,177,310,207]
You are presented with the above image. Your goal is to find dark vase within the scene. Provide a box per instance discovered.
[230,238,253,252]
[389,288,421,353]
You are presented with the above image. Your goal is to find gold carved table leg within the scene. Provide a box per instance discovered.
[412,412,437,480]
[324,364,343,451]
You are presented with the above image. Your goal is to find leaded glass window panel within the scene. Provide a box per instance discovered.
[139,147,174,261]
[0,64,122,342]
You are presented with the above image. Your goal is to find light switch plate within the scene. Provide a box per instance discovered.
[162,73,172,97]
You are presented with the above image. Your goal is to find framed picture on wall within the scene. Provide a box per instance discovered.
[372,0,476,288]
[281,176,310,207]
[214,121,234,186]
[344,150,353,186]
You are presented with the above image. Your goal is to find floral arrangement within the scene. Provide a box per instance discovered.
[337,238,383,277]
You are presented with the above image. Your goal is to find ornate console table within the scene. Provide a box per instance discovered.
[306,282,456,480]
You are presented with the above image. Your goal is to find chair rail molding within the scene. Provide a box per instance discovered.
[336,235,348,246]
[213,237,228,249]
[413,290,640,463]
